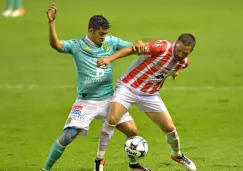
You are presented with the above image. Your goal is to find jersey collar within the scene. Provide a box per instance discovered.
[84,36,99,48]
[172,43,177,60]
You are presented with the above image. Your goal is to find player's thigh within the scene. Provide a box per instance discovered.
[106,102,128,125]
[94,100,128,125]
[145,111,175,133]
[137,95,175,132]
[96,98,136,135]
[116,120,138,137]
[116,112,138,137]
[109,84,136,125]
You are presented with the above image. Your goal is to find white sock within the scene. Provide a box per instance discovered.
[96,121,115,159]
[165,129,182,156]
[96,150,106,160]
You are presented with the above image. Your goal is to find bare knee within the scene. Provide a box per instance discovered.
[162,123,176,133]
[160,113,176,133]
[107,115,119,126]
[107,102,128,126]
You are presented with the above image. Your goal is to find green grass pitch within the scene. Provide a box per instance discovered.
[0,0,243,170]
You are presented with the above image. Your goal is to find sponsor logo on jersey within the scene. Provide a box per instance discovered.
[103,43,110,52]
[150,74,165,83]
[71,105,83,114]
[153,41,162,48]
[72,39,77,44]
[82,93,87,98]
[85,77,112,84]
[84,46,91,51]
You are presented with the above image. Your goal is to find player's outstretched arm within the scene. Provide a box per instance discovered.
[109,46,135,61]
[47,3,63,51]
[97,41,145,69]
[97,46,135,69]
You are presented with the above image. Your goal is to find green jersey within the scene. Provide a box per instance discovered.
[60,35,132,100]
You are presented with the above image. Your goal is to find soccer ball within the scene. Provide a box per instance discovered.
[124,136,148,157]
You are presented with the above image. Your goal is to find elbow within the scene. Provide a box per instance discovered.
[50,42,61,51]
[50,43,57,49]
[49,42,56,49]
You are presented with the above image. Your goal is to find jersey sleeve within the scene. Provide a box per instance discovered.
[59,39,78,54]
[111,36,132,51]
[144,40,167,56]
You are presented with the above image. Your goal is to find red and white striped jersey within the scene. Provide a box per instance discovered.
[118,40,189,95]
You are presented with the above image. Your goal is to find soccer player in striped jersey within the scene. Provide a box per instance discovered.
[41,3,151,171]
[97,33,197,171]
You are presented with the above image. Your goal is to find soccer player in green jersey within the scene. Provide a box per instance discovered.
[2,0,25,17]
[41,4,151,171]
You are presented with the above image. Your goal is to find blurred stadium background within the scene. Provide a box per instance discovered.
[0,0,243,170]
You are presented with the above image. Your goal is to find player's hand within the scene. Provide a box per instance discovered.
[97,58,111,69]
[132,40,145,55]
[172,72,178,80]
[47,3,57,22]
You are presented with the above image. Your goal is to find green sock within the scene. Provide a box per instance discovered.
[6,0,14,9]
[43,140,66,170]
[15,0,23,9]
[129,156,138,164]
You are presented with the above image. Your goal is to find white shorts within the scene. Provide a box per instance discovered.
[112,83,168,113]
[64,97,133,136]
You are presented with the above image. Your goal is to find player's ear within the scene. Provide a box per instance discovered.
[88,28,94,34]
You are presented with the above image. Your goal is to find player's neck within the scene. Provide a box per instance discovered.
[86,35,98,47]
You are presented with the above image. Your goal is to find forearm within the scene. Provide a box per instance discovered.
[49,21,63,51]
[109,46,136,62]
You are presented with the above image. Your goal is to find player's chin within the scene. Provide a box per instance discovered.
[175,56,185,61]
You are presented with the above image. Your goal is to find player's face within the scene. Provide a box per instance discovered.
[89,27,109,46]
[174,41,193,61]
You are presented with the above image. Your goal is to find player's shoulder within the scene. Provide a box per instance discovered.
[103,35,122,46]
[63,37,83,45]
[72,37,91,48]
[70,38,79,44]
[149,40,174,46]
[77,37,87,45]
[145,40,173,54]
[104,35,119,42]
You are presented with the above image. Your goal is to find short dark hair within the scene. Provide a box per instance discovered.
[88,15,111,31]
[177,33,196,48]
